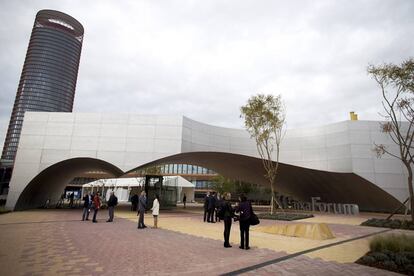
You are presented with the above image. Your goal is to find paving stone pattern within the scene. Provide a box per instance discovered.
[0,209,397,275]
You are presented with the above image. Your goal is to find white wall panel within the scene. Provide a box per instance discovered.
[43,136,71,150]
[18,135,45,149]
[6,112,411,210]
[73,124,101,137]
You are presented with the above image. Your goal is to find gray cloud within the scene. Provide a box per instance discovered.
[1,0,414,146]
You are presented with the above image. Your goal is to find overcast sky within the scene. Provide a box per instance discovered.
[1,0,414,145]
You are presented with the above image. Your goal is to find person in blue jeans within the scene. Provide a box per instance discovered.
[81,192,92,221]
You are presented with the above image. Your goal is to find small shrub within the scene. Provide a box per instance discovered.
[382,249,395,260]
[402,251,414,261]
[257,213,314,221]
[382,260,398,271]
[360,218,414,230]
[405,264,414,274]
[395,254,410,266]
[0,207,11,215]
[360,255,376,265]
[390,220,401,229]
[401,220,410,229]
[370,234,414,253]
[369,252,389,262]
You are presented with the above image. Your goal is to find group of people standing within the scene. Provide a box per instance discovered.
[204,191,219,223]
[136,191,160,229]
[81,191,118,223]
[80,189,253,250]
[206,192,253,250]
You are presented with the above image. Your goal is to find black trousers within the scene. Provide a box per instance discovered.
[138,210,145,228]
[207,208,215,222]
[240,221,250,248]
[223,217,232,246]
[92,208,99,222]
[203,209,208,222]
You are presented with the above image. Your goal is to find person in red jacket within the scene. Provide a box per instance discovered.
[92,192,101,223]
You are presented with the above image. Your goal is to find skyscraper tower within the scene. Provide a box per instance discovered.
[1,10,84,165]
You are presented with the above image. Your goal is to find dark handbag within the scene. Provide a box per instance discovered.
[249,213,260,226]
[249,203,260,225]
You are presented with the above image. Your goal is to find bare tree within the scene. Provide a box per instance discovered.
[240,94,285,214]
[368,58,414,220]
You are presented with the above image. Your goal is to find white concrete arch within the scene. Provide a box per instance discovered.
[5,112,408,210]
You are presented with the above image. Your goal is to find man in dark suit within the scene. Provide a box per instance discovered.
[203,192,210,222]
[137,191,147,229]
[131,193,138,211]
[107,191,118,222]
[207,192,217,223]
[81,192,92,221]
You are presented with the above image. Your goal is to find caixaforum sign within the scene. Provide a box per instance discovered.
[292,197,360,215]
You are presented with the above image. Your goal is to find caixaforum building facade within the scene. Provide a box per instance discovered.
[6,111,408,212]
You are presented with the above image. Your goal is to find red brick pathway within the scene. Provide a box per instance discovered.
[0,209,397,275]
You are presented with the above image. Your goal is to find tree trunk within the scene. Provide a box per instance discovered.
[270,184,275,215]
[404,162,414,221]
[408,173,414,222]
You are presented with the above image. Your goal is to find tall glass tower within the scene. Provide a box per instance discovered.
[1,10,84,164]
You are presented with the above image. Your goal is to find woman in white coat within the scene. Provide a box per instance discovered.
[151,194,160,228]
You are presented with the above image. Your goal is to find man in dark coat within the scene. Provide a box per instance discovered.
[183,193,187,208]
[221,193,235,247]
[207,192,217,223]
[203,192,210,222]
[235,194,252,250]
[137,191,147,229]
[131,193,139,211]
[69,192,74,208]
[81,192,92,221]
[215,194,224,222]
[107,191,118,222]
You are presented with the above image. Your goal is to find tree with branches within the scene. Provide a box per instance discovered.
[240,94,286,214]
[210,175,236,195]
[368,58,414,220]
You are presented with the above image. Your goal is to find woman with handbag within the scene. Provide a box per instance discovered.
[235,194,251,250]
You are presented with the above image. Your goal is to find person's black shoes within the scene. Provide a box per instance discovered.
[239,246,244,249]
[245,247,250,250]
[224,244,232,248]
[92,220,97,223]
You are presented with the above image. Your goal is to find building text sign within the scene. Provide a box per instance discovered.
[291,197,359,215]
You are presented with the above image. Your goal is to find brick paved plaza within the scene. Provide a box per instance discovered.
[0,206,401,275]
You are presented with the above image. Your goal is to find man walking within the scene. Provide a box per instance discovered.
[203,192,210,222]
[107,191,118,222]
[82,192,92,221]
[92,192,101,223]
[137,191,147,229]
[183,193,187,209]
[68,192,74,208]
[208,192,217,223]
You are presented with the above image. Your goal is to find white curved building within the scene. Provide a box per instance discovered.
[6,112,408,211]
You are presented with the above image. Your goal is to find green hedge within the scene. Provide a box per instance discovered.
[357,234,414,274]
[257,213,314,221]
[0,207,11,215]
[361,218,414,230]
